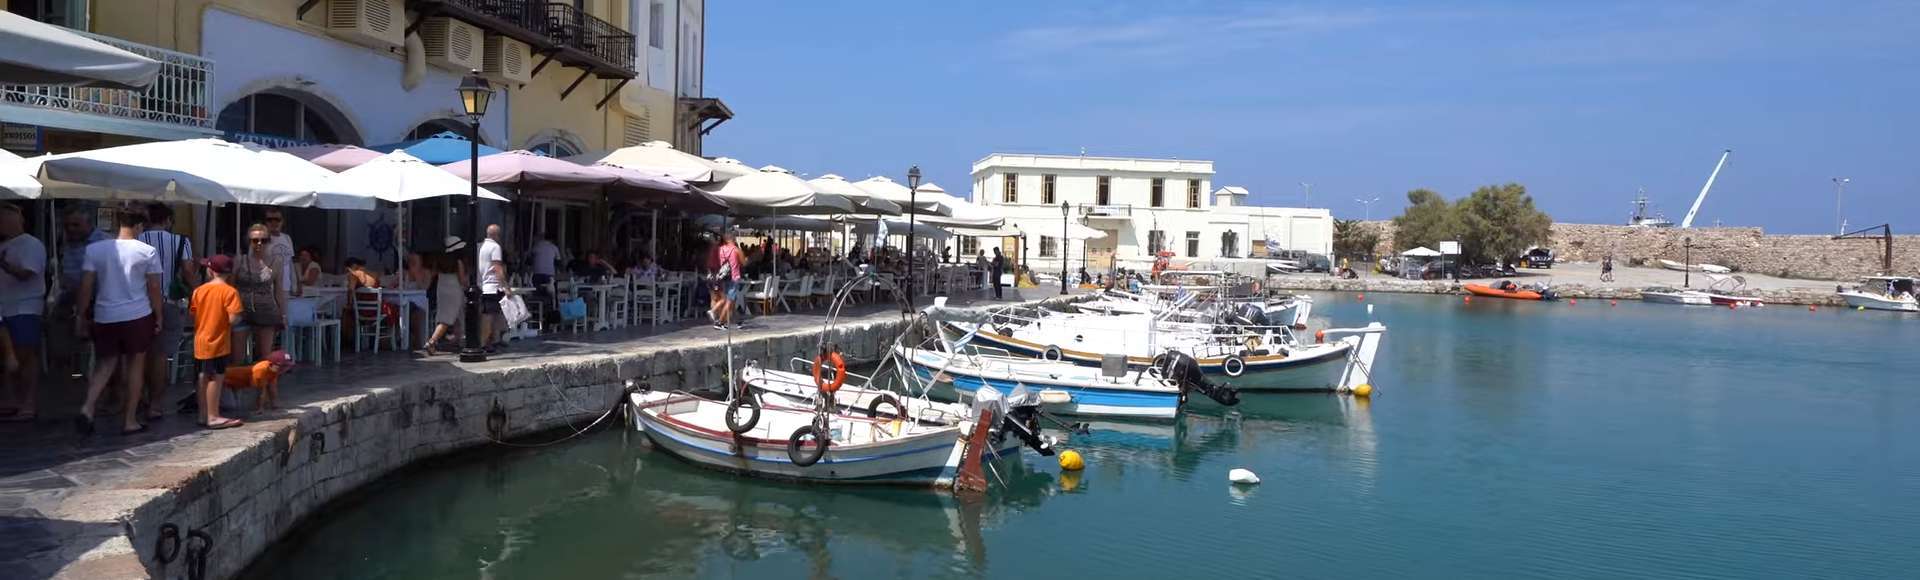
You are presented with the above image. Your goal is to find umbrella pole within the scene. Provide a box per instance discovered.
[650,208,658,259]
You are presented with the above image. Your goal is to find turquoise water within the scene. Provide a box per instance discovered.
[243,293,1920,579]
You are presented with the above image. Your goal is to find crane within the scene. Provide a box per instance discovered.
[1681,149,1731,228]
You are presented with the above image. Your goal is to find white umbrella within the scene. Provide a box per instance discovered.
[0,149,41,199]
[0,11,160,88]
[565,140,732,182]
[915,182,1004,229]
[849,216,950,240]
[706,165,856,215]
[1401,246,1442,257]
[808,173,901,215]
[853,176,950,216]
[744,216,837,232]
[332,151,506,203]
[21,138,374,209]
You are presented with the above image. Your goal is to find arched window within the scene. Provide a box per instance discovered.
[407,118,470,141]
[528,140,582,157]
[216,90,356,146]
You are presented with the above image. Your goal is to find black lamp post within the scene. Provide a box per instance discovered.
[457,72,494,363]
[904,165,921,309]
[1060,201,1070,295]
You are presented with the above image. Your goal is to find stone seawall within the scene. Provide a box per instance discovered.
[1366,222,1917,281]
[1263,276,1844,306]
[17,295,1081,580]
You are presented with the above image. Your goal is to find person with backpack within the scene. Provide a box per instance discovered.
[136,203,197,422]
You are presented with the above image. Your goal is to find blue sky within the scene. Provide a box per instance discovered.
[705,1,1917,234]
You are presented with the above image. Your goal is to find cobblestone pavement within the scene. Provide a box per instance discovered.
[0,287,1070,580]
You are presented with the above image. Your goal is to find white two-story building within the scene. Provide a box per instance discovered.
[960,153,1332,275]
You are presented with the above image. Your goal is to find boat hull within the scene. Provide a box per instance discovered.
[1464,283,1542,300]
[952,323,1354,391]
[1641,290,1713,305]
[899,348,1184,419]
[629,393,998,486]
[1839,292,1920,312]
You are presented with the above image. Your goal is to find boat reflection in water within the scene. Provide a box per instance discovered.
[239,429,1069,580]
[1060,393,1378,490]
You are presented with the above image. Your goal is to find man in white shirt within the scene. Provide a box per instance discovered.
[136,203,198,416]
[76,208,164,436]
[0,205,47,422]
[528,235,558,287]
[263,208,295,294]
[475,224,509,350]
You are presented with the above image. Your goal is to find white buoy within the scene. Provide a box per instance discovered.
[1228,468,1261,485]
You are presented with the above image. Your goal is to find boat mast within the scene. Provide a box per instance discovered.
[1682,149,1731,228]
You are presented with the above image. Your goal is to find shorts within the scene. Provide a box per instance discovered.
[2,314,42,347]
[723,279,742,302]
[481,292,503,314]
[92,314,157,357]
[197,357,229,376]
[531,274,553,287]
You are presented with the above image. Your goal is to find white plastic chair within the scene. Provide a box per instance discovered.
[782,274,813,311]
[631,278,658,328]
[286,296,342,365]
[743,276,780,316]
[350,288,395,353]
[812,273,836,305]
[606,276,632,329]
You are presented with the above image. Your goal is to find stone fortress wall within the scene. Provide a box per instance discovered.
[1369,222,1918,281]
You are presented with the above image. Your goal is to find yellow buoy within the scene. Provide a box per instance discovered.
[1059,449,1086,471]
[1857,306,1867,311]
[1351,384,1373,397]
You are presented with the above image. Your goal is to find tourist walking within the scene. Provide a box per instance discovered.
[0,204,46,423]
[713,231,742,329]
[189,255,243,430]
[75,209,163,436]
[52,210,108,379]
[137,203,197,419]
[1601,254,1615,282]
[424,239,468,356]
[235,225,286,369]
[990,247,1006,300]
[476,224,509,351]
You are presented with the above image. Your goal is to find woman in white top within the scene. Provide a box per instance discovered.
[424,246,468,356]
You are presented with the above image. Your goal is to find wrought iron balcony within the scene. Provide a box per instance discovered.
[410,0,637,80]
[0,28,215,141]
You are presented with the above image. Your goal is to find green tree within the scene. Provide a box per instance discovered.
[1390,188,1456,252]
[1455,182,1553,265]
[1333,219,1382,261]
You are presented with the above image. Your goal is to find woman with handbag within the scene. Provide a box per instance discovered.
[234,224,285,363]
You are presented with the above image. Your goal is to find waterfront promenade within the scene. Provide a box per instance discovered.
[0,288,1078,580]
[1265,261,1849,305]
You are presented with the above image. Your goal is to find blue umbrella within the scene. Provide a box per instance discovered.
[366,131,503,164]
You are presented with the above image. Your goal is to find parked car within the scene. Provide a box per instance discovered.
[1520,246,1554,269]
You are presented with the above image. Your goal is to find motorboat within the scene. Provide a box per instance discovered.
[1640,287,1713,305]
[1838,276,1919,312]
[947,304,1370,390]
[1657,259,1731,274]
[1701,274,1765,307]
[1075,290,1312,328]
[743,358,973,424]
[895,342,1241,420]
[1464,280,1555,301]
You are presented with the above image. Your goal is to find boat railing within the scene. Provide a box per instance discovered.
[783,356,878,386]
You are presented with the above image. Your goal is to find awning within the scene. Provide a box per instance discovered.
[369,131,504,165]
[852,176,950,216]
[0,11,160,89]
[705,166,855,215]
[1401,246,1442,257]
[808,173,902,215]
[743,216,837,232]
[20,138,374,209]
[438,150,617,202]
[0,149,41,199]
[566,140,743,182]
[850,217,950,241]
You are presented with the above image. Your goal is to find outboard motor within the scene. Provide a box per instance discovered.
[1236,302,1270,328]
[993,386,1057,456]
[1153,351,1240,407]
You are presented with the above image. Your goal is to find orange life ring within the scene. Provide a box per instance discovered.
[1314,330,1326,343]
[813,351,847,394]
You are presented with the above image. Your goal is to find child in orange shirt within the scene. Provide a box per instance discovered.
[191,255,244,429]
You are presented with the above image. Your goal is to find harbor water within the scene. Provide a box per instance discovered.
[241,293,1920,579]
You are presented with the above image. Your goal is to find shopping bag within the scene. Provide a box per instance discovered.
[559,297,588,321]
[500,294,531,327]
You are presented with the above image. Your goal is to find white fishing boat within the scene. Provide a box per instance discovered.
[1838,276,1919,312]
[1640,287,1714,305]
[896,343,1223,420]
[1657,259,1731,274]
[743,359,974,423]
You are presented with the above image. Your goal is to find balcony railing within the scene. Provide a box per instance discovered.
[0,28,214,140]
[1083,205,1134,218]
[413,0,636,79]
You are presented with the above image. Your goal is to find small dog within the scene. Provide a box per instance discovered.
[225,350,294,412]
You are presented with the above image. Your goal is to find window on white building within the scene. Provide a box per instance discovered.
[1221,231,1240,258]
[1150,178,1164,207]
[1187,179,1201,208]
[1186,231,1200,257]
[649,2,665,48]
[1042,174,1056,205]
[1148,230,1165,254]
[1003,173,1019,203]
[1096,176,1111,205]
[960,236,980,258]
[1040,236,1058,257]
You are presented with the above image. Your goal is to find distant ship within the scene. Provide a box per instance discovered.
[1628,189,1675,228]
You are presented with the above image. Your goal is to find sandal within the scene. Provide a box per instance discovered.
[202,418,243,430]
[120,423,149,436]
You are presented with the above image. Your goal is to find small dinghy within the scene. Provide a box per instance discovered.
[1464,280,1554,301]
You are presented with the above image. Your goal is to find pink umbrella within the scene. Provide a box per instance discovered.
[439,150,616,201]
[593,163,726,212]
[276,143,385,172]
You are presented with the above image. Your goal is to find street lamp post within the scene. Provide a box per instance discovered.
[1060,201,1070,295]
[456,72,494,363]
[905,166,921,310]
[1356,196,1380,221]
[1299,182,1312,207]
[1832,177,1850,235]
[1683,236,1693,288]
